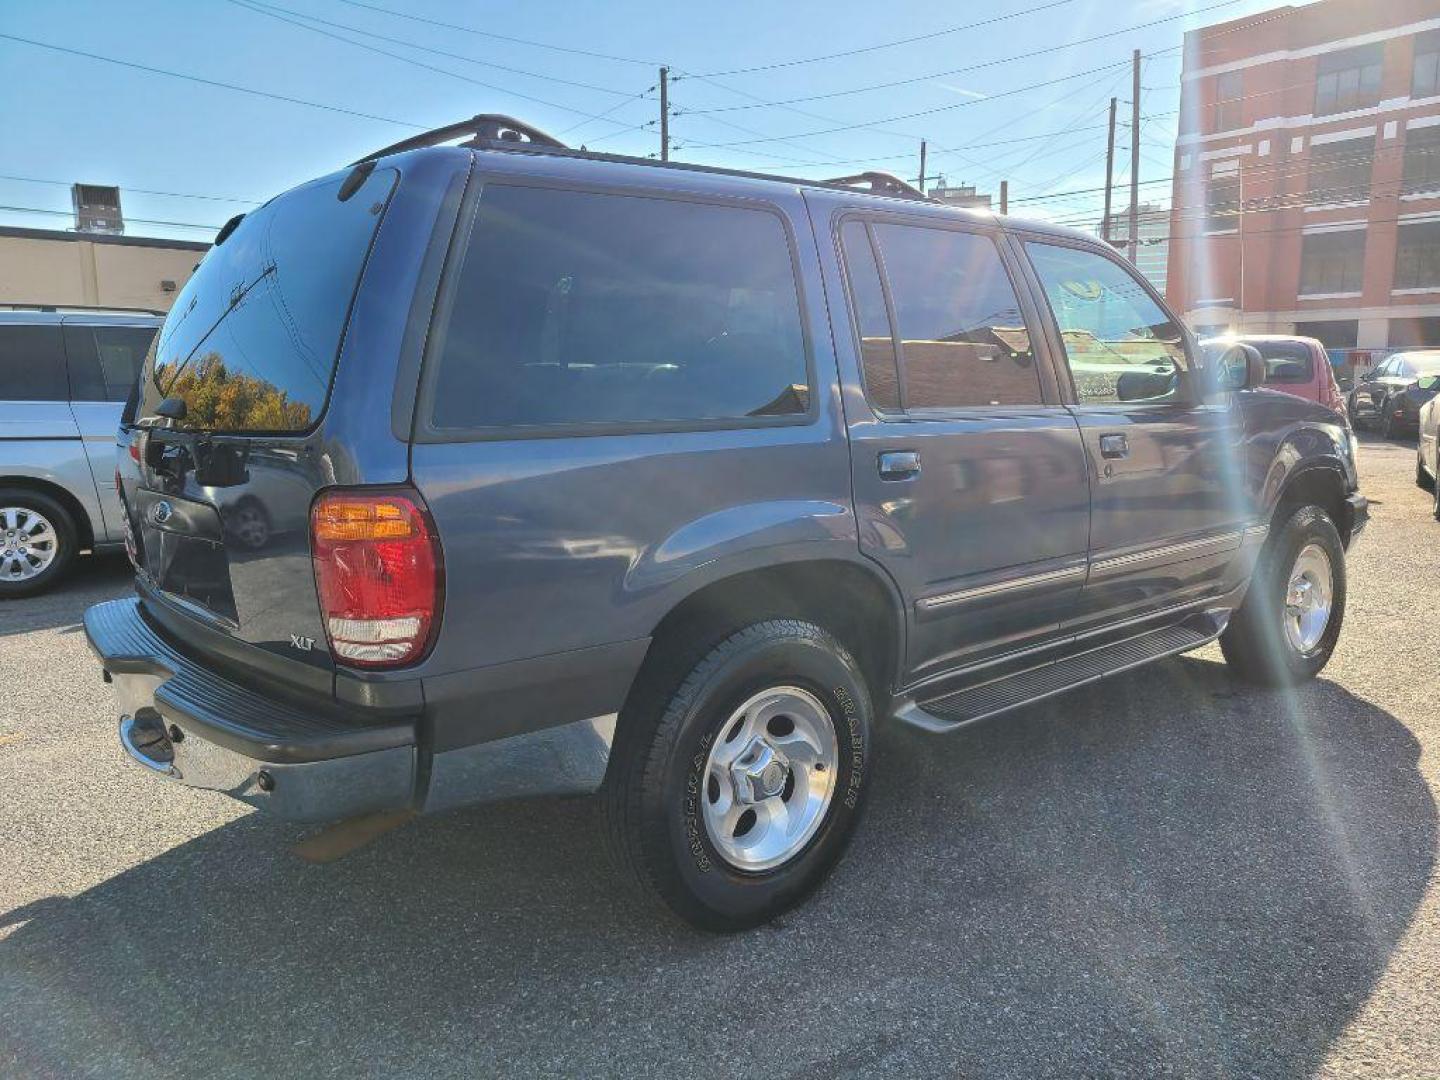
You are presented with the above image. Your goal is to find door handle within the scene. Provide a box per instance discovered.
[1099,433,1129,459]
[878,450,921,481]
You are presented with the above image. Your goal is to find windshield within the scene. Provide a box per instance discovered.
[136,167,396,433]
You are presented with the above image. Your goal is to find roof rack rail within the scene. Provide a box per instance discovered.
[353,113,567,165]
[824,171,929,201]
[0,302,165,316]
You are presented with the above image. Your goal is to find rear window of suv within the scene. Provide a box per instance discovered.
[136,167,396,432]
[425,184,810,432]
[1251,340,1316,384]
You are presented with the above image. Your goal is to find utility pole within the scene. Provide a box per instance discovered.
[1102,96,1117,243]
[659,66,670,162]
[1128,49,1141,265]
[1000,180,1008,215]
[919,140,927,194]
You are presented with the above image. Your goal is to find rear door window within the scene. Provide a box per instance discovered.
[867,222,1041,409]
[0,324,68,402]
[136,167,396,432]
[65,324,157,402]
[426,184,810,432]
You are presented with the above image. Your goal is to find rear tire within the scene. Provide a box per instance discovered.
[604,619,872,932]
[0,488,77,598]
[1419,451,1435,491]
[1221,505,1345,686]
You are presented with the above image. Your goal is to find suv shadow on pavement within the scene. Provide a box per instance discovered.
[2,655,1432,1078]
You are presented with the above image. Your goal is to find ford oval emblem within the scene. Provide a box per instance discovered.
[151,500,174,525]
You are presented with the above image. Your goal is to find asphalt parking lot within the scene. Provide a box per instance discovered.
[2,435,1437,1079]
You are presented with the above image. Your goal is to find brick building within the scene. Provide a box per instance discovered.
[1167,0,1440,353]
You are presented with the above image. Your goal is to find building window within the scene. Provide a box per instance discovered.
[1205,177,1241,231]
[1413,29,1440,98]
[1299,231,1366,295]
[1389,316,1440,347]
[1214,70,1244,132]
[1314,43,1384,116]
[1294,320,1359,348]
[1308,136,1374,205]
[1395,221,1440,290]
[1402,126,1440,195]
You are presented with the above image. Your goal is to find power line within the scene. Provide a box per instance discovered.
[689,0,1082,78]
[678,60,1136,150]
[0,173,261,205]
[225,0,659,128]
[332,0,660,67]
[0,31,427,129]
[242,0,648,98]
[680,0,1246,116]
[0,203,221,232]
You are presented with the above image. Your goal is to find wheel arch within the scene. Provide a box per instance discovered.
[1269,461,1352,546]
[628,555,907,722]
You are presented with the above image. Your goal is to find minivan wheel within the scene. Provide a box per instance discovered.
[0,489,76,598]
[1419,450,1436,491]
[1220,505,1345,686]
[604,620,871,932]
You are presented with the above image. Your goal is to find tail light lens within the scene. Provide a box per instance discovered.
[310,489,442,668]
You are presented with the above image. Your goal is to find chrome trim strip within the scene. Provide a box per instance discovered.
[1241,522,1270,543]
[1090,531,1240,576]
[916,564,1087,612]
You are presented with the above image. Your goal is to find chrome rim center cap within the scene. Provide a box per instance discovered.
[732,739,788,804]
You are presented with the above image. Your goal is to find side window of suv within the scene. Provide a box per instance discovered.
[64,325,158,402]
[841,220,1041,410]
[427,184,810,431]
[1026,241,1189,406]
[0,324,68,402]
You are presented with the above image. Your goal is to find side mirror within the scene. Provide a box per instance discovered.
[154,397,188,423]
[1203,342,1265,392]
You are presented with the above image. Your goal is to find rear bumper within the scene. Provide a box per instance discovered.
[84,598,417,822]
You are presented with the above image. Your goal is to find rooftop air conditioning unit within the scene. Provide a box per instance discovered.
[72,183,124,235]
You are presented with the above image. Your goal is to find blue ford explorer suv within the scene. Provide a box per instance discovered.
[86,116,1367,931]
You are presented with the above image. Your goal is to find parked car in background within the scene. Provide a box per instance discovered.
[85,117,1367,931]
[1,306,161,596]
[1416,376,1440,520]
[1206,335,1346,416]
[1348,350,1440,437]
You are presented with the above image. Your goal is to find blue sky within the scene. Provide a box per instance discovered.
[0,0,1284,242]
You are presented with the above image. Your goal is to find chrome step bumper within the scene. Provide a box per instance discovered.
[85,598,417,822]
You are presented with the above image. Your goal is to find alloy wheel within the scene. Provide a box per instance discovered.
[700,686,839,872]
[0,506,59,582]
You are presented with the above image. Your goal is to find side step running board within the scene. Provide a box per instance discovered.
[897,614,1227,734]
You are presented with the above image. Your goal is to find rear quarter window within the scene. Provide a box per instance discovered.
[0,324,68,402]
[136,167,397,433]
[424,183,811,433]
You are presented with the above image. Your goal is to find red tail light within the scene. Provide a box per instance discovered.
[310,489,442,668]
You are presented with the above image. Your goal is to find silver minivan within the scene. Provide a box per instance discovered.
[1,306,161,596]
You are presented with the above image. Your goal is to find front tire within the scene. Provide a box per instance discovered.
[1221,505,1345,686]
[604,620,872,931]
[0,489,77,598]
